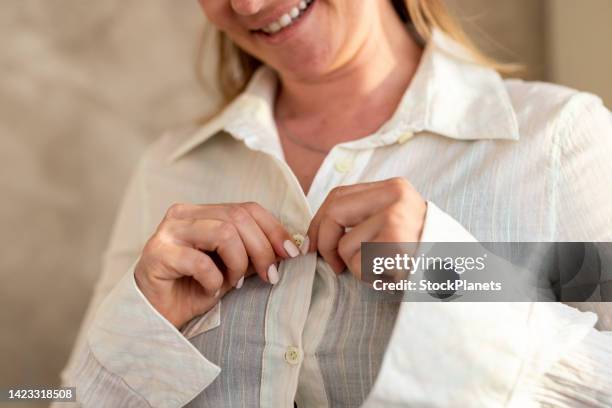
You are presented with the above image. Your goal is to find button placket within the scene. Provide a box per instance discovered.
[256,156,317,406]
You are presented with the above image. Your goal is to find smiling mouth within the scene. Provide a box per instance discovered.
[256,0,315,36]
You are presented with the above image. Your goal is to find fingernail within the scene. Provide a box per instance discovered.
[213,289,221,298]
[283,240,300,258]
[236,276,244,289]
[268,264,280,285]
[300,236,310,255]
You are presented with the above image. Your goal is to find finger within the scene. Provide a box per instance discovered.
[189,274,235,320]
[336,212,386,279]
[220,205,282,284]
[316,214,347,274]
[306,182,383,252]
[165,202,298,259]
[166,218,249,287]
[308,181,404,255]
[165,203,292,283]
[162,244,224,296]
[203,253,260,292]
[233,265,258,289]
[241,202,301,258]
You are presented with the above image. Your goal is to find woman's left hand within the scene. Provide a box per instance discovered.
[306,177,427,279]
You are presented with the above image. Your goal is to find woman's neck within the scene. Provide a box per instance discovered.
[274,5,422,138]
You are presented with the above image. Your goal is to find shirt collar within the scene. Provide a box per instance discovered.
[169,29,519,162]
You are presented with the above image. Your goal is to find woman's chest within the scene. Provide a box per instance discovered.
[185,264,399,408]
[144,135,555,243]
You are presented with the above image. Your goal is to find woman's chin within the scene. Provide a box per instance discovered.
[249,0,338,78]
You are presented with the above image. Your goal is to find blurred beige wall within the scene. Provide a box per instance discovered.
[0,1,610,406]
[546,0,612,107]
[0,1,211,405]
[447,0,547,79]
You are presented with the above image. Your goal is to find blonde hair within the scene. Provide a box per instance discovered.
[198,0,517,106]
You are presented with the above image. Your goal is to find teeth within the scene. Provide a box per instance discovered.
[269,21,281,33]
[279,13,292,27]
[262,0,312,34]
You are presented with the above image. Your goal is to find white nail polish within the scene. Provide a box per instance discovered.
[284,240,300,258]
[300,236,310,255]
[236,276,244,289]
[268,264,280,285]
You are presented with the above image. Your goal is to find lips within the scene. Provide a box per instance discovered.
[258,0,315,35]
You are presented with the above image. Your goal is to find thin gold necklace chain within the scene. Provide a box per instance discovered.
[277,121,331,155]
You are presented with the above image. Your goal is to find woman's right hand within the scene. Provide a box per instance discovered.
[134,202,301,329]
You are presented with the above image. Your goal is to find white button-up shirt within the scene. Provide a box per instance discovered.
[58,30,612,408]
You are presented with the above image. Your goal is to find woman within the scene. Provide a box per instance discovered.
[58,0,612,406]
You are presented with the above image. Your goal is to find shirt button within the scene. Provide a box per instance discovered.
[334,157,353,173]
[397,131,414,145]
[292,233,305,248]
[284,346,301,365]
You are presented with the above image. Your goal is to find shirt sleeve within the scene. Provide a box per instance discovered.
[419,201,478,243]
[364,201,611,407]
[56,158,221,407]
[533,329,612,407]
[552,93,612,330]
[84,266,221,407]
[51,347,153,408]
[58,159,147,390]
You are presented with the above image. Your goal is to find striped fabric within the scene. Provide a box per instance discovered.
[187,278,271,407]
[55,29,612,408]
